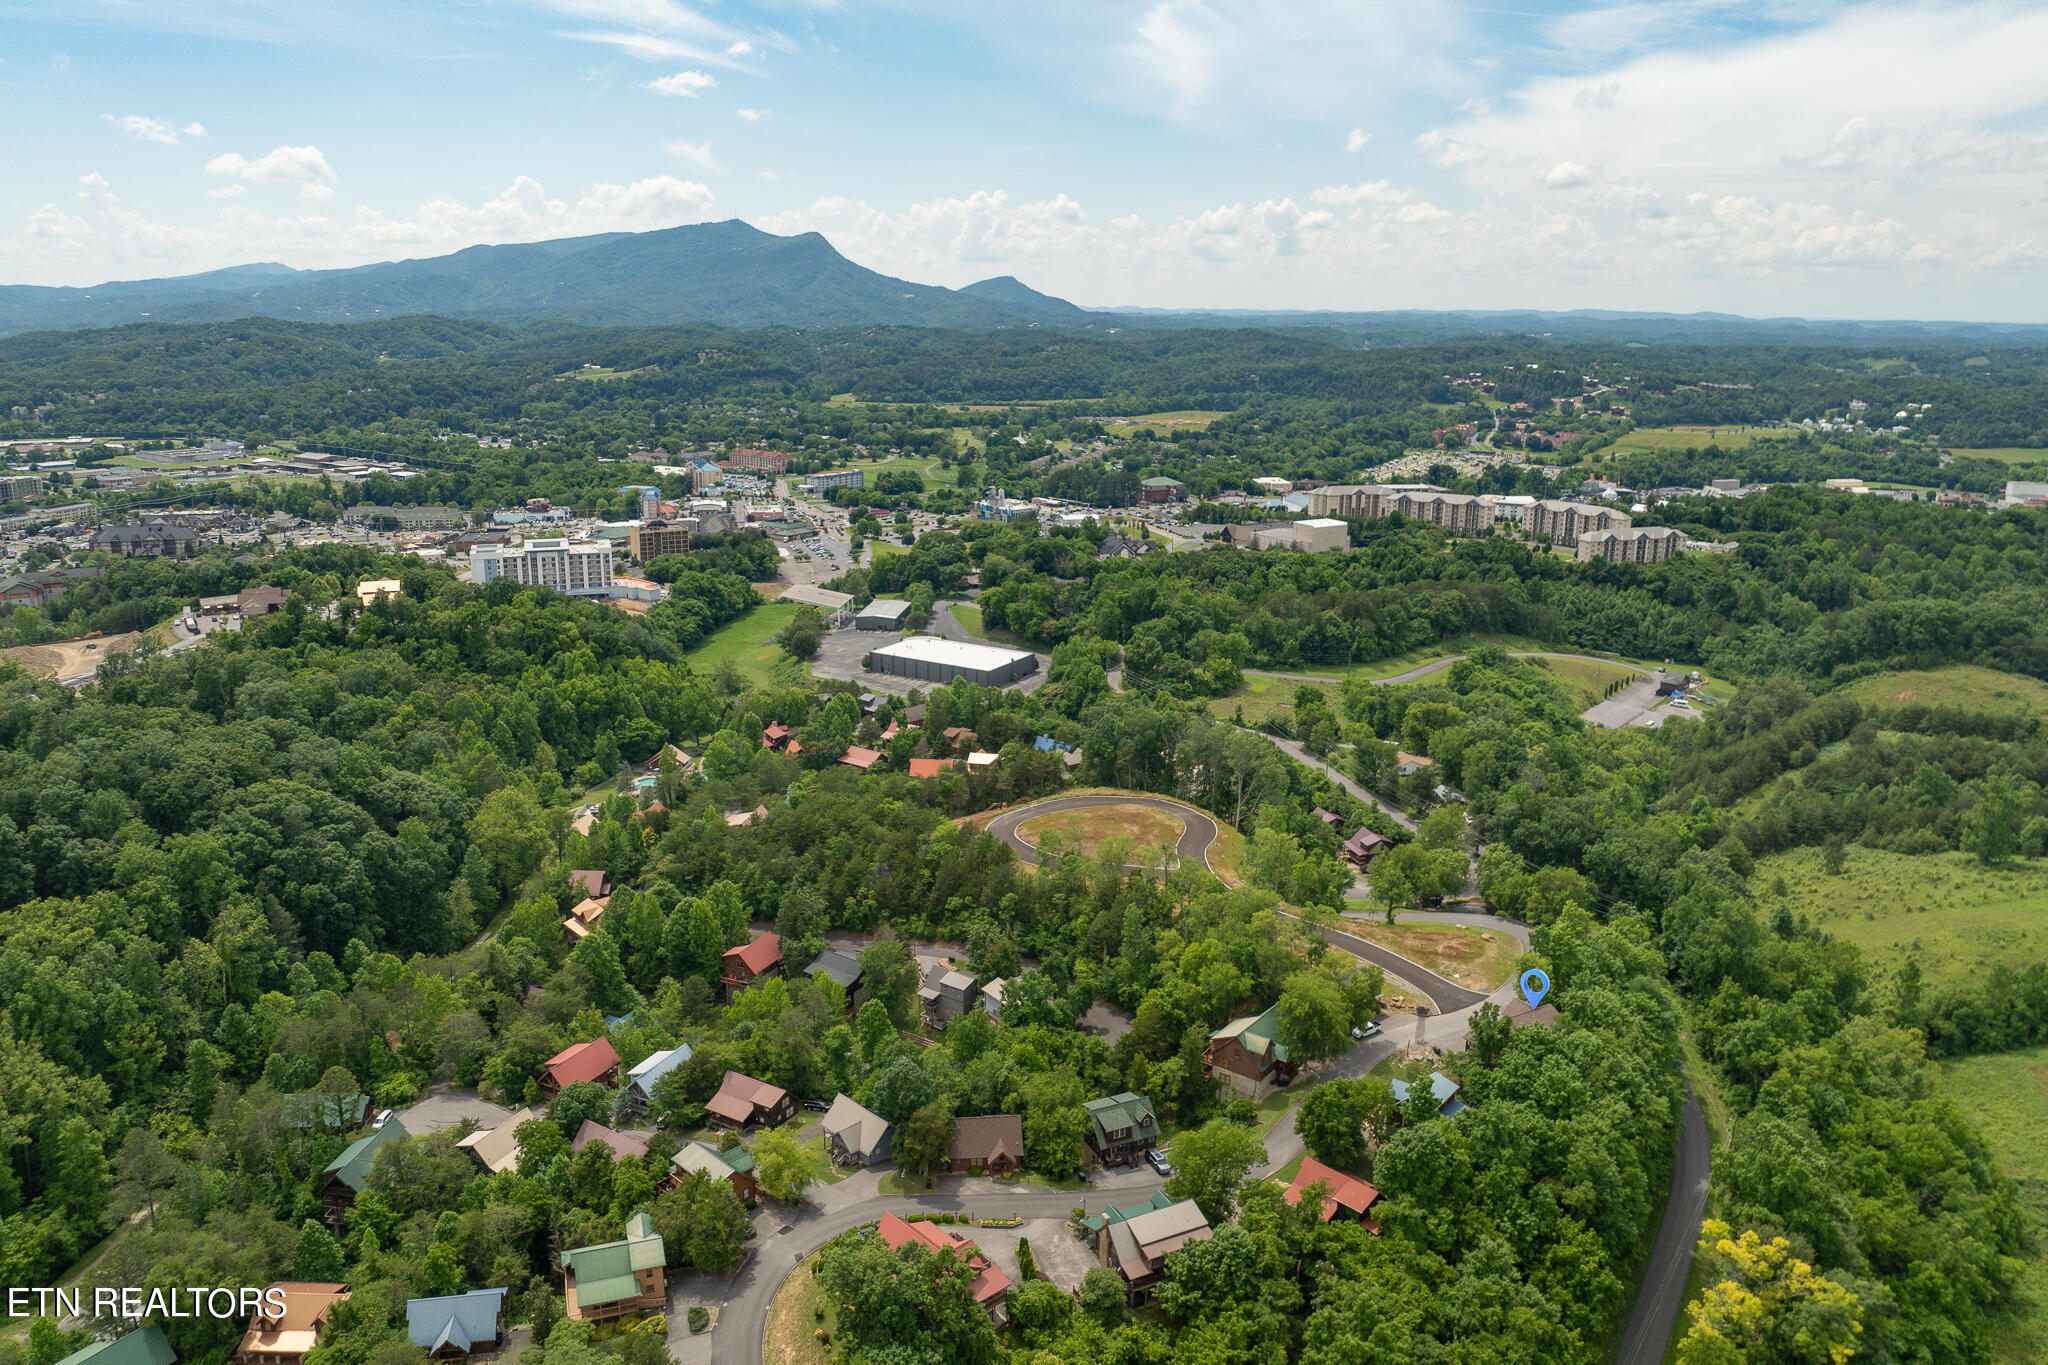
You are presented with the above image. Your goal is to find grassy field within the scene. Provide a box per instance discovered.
[1610,425,1797,452]
[1948,447,2048,465]
[1755,845,2048,989]
[1939,1047,2048,1363]
[1103,409,1230,437]
[1838,665,2048,719]
[949,602,986,637]
[764,1251,834,1365]
[1240,632,1559,682]
[1016,803,1185,862]
[1209,676,1302,726]
[1527,655,1639,709]
[682,602,802,688]
[1346,922,1520,991]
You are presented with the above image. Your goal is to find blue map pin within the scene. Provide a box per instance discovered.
[1519,968,1550,1010]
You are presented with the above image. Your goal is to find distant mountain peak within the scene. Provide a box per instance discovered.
[0,221,1088,337]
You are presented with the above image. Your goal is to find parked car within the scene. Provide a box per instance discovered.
[371,1109,394,1129]
[802,1099,831,1113]
[1146,1146,1174,1178]
[1349,1019,1383,1042]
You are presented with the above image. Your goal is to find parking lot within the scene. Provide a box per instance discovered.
[1581,679,1703,730]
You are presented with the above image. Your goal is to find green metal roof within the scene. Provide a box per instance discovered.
[672,1139,755,1180]
[562,1211,666,1308]
[1083,1188,1173,1234]
[322,1117,408,1193]
[1210,1002,1289,1063]
[55,1327,176,1365]
[1083,1091,1158,1146]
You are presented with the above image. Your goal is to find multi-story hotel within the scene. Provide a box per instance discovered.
[469,538,615,596]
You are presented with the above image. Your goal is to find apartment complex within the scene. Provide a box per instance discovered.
[1525,499,1631,549]
[1576,526,1687,563]
[726,447,790,474]
[0,475,46,499]
[468,538,614,596]
[627,522,691,561]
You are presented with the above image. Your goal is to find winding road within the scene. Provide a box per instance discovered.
[713,794,1708,1365]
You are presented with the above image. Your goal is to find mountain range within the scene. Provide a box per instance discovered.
[4,219,2046,346]
[0,220,1093,338]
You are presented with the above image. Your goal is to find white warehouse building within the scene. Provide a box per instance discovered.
[470,538,615,596]
[868,636,1037,688]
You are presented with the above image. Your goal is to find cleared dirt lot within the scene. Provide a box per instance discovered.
[2,630,151,680]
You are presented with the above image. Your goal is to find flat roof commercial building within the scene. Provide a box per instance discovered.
[869,636,1037,688]
[801,469,864,493]
[856,598,912,631]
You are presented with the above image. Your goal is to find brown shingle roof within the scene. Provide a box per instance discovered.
[948,1113,1024,1165]
[706,1071,788,1125]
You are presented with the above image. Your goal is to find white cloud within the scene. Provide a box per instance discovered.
[539,0,781,68]
[300,184,336,202]
[1311,180,1410,208]
[736,107,764,121]
[104,114,206,146]
[647,69,716,96]
[665,139,721,171]
[3,172,719,286]
[1111,0,1469,126]
[1543,160,1595,188]
[208,184,246,200]
[205,145,337,185]
[1344,126,1368,153]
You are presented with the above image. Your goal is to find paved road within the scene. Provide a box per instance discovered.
[1616,1085,1711,1365]
[1261,733,1419,831]
[985,793,1221,877]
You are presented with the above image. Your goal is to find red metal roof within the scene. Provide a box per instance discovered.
[1283,1156,1381,1230]
[876,1213,1011,1304]
[545,1037,621,1088]
[722,932,782,975]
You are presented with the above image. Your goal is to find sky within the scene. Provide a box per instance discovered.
[1,0,2045,319]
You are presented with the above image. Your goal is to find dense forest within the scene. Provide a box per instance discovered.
[0,316,2045,1365]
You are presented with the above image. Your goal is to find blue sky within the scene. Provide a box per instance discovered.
[2,0,2045,318]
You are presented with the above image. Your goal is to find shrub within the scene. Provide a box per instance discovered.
[1016,1237,1037,1282]
[687,1306,709,1334]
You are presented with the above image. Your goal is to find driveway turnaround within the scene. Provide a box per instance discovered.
[985,793,1222,875]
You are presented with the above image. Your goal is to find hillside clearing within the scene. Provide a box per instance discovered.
[682,602,803,689]
[1837,666,2048,719]
[1939,1047,2048,1365]
[1757,845,2048,989]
